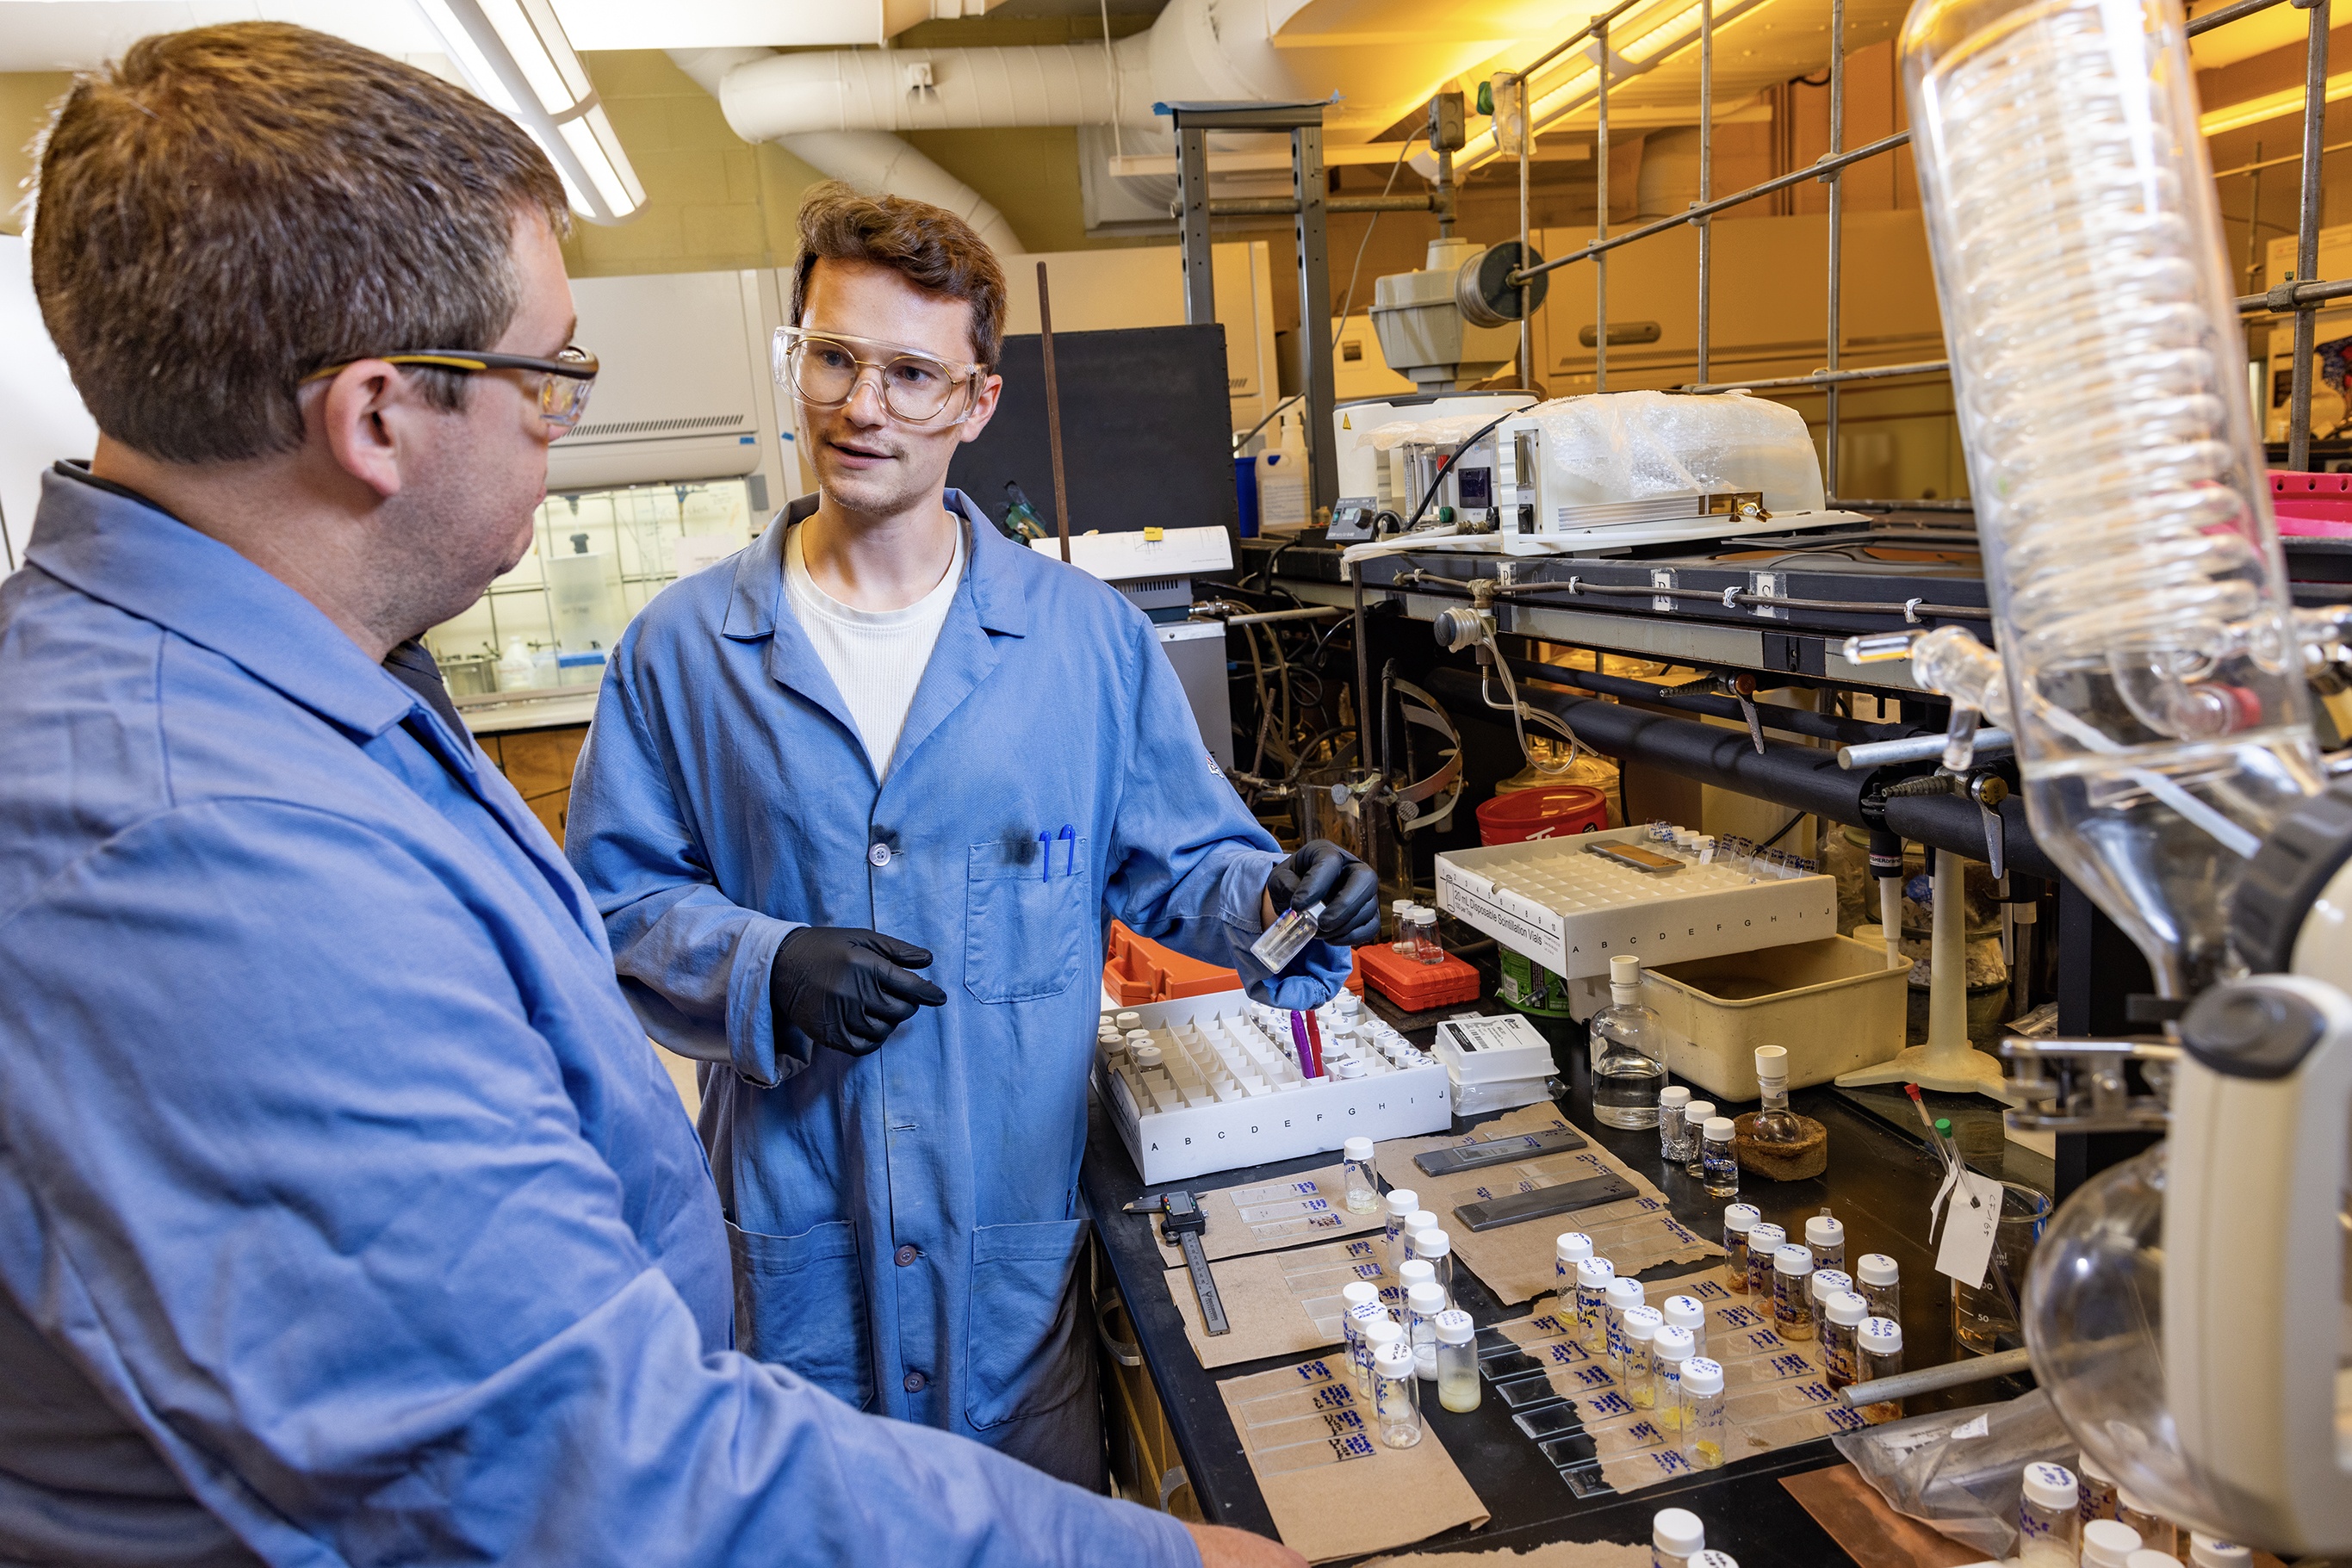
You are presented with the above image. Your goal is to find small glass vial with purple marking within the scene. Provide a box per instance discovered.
[1373,1342,1422,1448]
[1743,1222,1786,1298]
[1721,1203,1761,1292]
[1772,1243,1815,1342]
[1342,1136,1380,1214]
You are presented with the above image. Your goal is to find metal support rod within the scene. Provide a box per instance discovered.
[1175,127,1213,326]
[1201,605,1345,626]
[2289,0,2330,472]
[1696,0,1714,386]
[1207,194,1436,216]
[1825,0,1845,503]
[1685,358,1951,393]
[1595,17,1610,394]
[1843,1348,2032,1407]
[1352,562,1375,781]
[1038,263,1072,563]
[1294,120,1338,517]
[2240,276,2352,312]
[1511,0,1654,90]
[1518,74,1534,391]
[1839,729,2016,770]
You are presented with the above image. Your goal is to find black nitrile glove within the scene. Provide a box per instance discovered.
[1262,840,1382,950]
[771,927,947,1057]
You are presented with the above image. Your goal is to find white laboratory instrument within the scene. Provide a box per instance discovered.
[1874,0,2352,1547]
[1332,390,1536,516]
[1368,237,1546,393]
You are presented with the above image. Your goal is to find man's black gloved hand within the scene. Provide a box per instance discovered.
[1262,840,1382,951]
[770,927,947,1057]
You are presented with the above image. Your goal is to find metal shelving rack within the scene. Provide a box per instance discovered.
[1494,0,2349,485]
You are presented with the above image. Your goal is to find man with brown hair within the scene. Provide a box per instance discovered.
[0,24,1294,1567]
[565,183,1379,1484]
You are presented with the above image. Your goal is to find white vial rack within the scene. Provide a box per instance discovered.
[1097,990,1454,1184]
[1434,826,1836,982]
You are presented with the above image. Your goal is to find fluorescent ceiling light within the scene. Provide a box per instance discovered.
[412,0,646,224]
[2200,69,2352,136]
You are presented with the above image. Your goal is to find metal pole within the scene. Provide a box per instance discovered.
[1697,0,1714,386]
[1596,17,1610,394]
[1826,0,1846,501]
[2289,0,2330,472]
[2247,136,2265,294]
[1175,123,1214,325]
[1038,262,1073,563]
[1294,121,1338,517]
[1518,75,1534,390]
[1843,1347,2032,1406]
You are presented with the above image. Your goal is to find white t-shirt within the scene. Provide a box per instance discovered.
[783,518,968,776]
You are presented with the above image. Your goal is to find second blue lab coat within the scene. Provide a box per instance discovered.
[567,493,1350,1482]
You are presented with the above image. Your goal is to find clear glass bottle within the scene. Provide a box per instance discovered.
[2020,1463,2083,1568]
[1341,1280,1381,1389]
[1856,1252,1900,1321]
[1398,1257,1436,1308]
[1652,1506,1705,1568]
[1808,1267,1852,1342]
[2117,1491,2176,1558]
[1361,1315,1404,1399]
[1555,1232,1592,1302]
[1772,1243,1815,1342]
[1750,1044,1804,1145]
[1604,1276,1646,1368]
[1406,1281,1447,1379]
[1700,1117,1739,1198]
[1250,899,1325,972]
[2082,1519,2144,1568]
[1804,1212,1846,1274]
[1820,1290,1867,1388]
[1343,1136,1381,1214]
[1662,1293,1706,1360]
[1679,1358,1725,1469]
[1408,905,1443,964]
[1412,1228,1453,1305]
[1590,954,1666,1129]
[1373,1342,1422,1448]
[1390,897,1415,953]
[1574,1256,1616,1353]
[1742,1222,1784,1299]
[1856,1317,1903,1422]
[1680,1101,1716,1176]
[1621,1305,1663,1406]
[1434,1308,1480,1412]
[1721,1204,1761,1292]
[1658,1084,1694,1164]
[1384,1187,1420,1277]
[1651,1323,1694,1430]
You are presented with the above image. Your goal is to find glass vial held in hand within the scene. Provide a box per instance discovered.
[1700,1117,1739,1197]
[1590,954,1666,1129]
[1721,1204,1761,1291]
[2020,1464,2082,1568]
[1434,1308,1480,1412]
[1342,1136,1380,1214]
[1250,899,1325,972]
[1679,1358,1726,1470]
[1373,1342,1421,1448]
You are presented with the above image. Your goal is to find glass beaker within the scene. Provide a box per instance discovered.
[1951,1181,2051,1355]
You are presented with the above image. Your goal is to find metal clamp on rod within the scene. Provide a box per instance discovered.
[1998,1037,2178,1132]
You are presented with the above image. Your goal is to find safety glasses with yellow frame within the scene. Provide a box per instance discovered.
[773,326,990,426]
[300,345,600,432]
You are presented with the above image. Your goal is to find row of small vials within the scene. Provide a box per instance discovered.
[1097,998,1435,1113]
[1645,821,1821,880]
[2016,1460,2252,1568]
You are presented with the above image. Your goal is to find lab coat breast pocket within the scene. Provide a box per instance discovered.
[725,1218,875,1410]
[963,1216,1090,1429]
[963,837,1089,1003]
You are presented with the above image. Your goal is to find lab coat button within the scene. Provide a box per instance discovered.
[894,1243,919,1266]
[903,1370,928,1392]
[868,842,892,867]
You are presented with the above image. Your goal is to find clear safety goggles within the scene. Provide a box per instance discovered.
[773,326,988,426]
[302,345,599,431]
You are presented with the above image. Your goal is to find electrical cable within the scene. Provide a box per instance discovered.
[1405,406,1523,531]
[1759,810,1806,848]
[1331,137,1418,356]
[1476,628,1581,776]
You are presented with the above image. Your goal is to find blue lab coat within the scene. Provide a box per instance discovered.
[0,466,1195,1567]
[565,492,1350,1482]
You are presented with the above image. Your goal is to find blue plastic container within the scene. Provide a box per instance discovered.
[1233,454,1260,538]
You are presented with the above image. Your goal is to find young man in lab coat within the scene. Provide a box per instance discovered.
[0,27,1298,1568]
[565,185,1381,1485]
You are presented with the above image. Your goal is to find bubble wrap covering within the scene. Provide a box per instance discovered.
[1523,391,1826,515]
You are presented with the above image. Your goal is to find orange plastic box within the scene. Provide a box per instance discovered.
[1101,921,1365,1006]
[1356,940,1483,1012]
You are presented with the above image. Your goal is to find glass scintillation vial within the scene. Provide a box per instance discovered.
[1700,1116,1739,1198]
[1406,1281,1448,1379]
[1574,1256,1616,1353]
[1855,1317,1903,1423]
[1743,1222,1786,1299]
[1772,1244,1815,1342]
[1808,1267,1852,1342]
[1681,1102,1716,1177]
[2020,1464,2082,1568]
[1652,1506,1705,1568]
[1555,1231,1593,1300]
[1661,1292,1705,1360]
[1604,1276,1646,1367]
[1411,1227,1453,1305]
[1620,1304,1663,1407]
[1820,1290,1867,1387]
[1434,1308,1480,1413]
[2082,1518,2143,1568]
[1721,1204,1761,1292]
[1343,1136,1380,1214]
[1856,1251,1900,1321]
[1805,1212,1846,1274]
[1658,1084,1694,1164]
[1384,1187,1420,1276]
[1360,1315,1404,1401]
[1373,1342,1421,1448]
[1340,1281,1381,1391]
[1651,1323,1694,1430]
[1679,1357,1725,1470]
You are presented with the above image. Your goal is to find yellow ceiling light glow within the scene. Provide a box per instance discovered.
[2200,70,2352,136]
[1619,3,1708,63]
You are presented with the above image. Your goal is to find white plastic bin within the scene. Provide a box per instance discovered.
[1608,935,1908,1100]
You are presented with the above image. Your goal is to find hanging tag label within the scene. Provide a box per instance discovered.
[1926,1163,1958,1244]
[1935,1169,2004,1290]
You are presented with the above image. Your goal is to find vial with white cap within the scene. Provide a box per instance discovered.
[1114,1010,1142,1032]
[1250,900,1325,972]
[1855,1252,1900,1322]
[1679,1357,1725,1468]
[1771,1243,1816,1341]
[1603,1276,1646,1366]
[1743,1222,1786,1299]
[1662,1292,1706,1360]
[1856,1317,1903,1422]
[1405,1209,1440,1257]
[2019,1463,2082,1566]
[1651,1506,1705,1567]
[2082,1518,2143,1567]
[1721,1204,1762,1292]
[1434,1308,1479,1412]
[1361,1314,1405,1400]
[2116,1491,2176,1558]
[1398,1258,1437,1300]
[1592,954,1666,1128]
[1343,1136,1380,1214]
[1384,1187,1420,1275]
[1699,1115,1739,1196]
[1804,1212,1846,1274]
[1340,1282,1383,1391]
[1555,1232,1593,1299]
[1692,1555,1740,1568]
[2125,1554,2183,1568]
[1390,898,1415,953]
[1412,1227,1453,1303]
[2188,1534,2252,1568]
[1620,1304,1664,1405]
[1808,1267,1852,1342]
[1373,1342,1421,1447]
[1750,1044,1803,1145]
[1574,1256,1616,1352]
[2078,1451,2120,1523]
[1406,1281,1448,1379]
[1651,1323,1694,1429]
[1820,1290,1868,1387]
[1681,1101,1717,1176]
[1659,1084,1695,1164]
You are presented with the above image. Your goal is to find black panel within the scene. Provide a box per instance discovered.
[946,323,1239,540]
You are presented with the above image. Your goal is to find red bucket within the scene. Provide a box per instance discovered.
[1476,784,1609,846]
